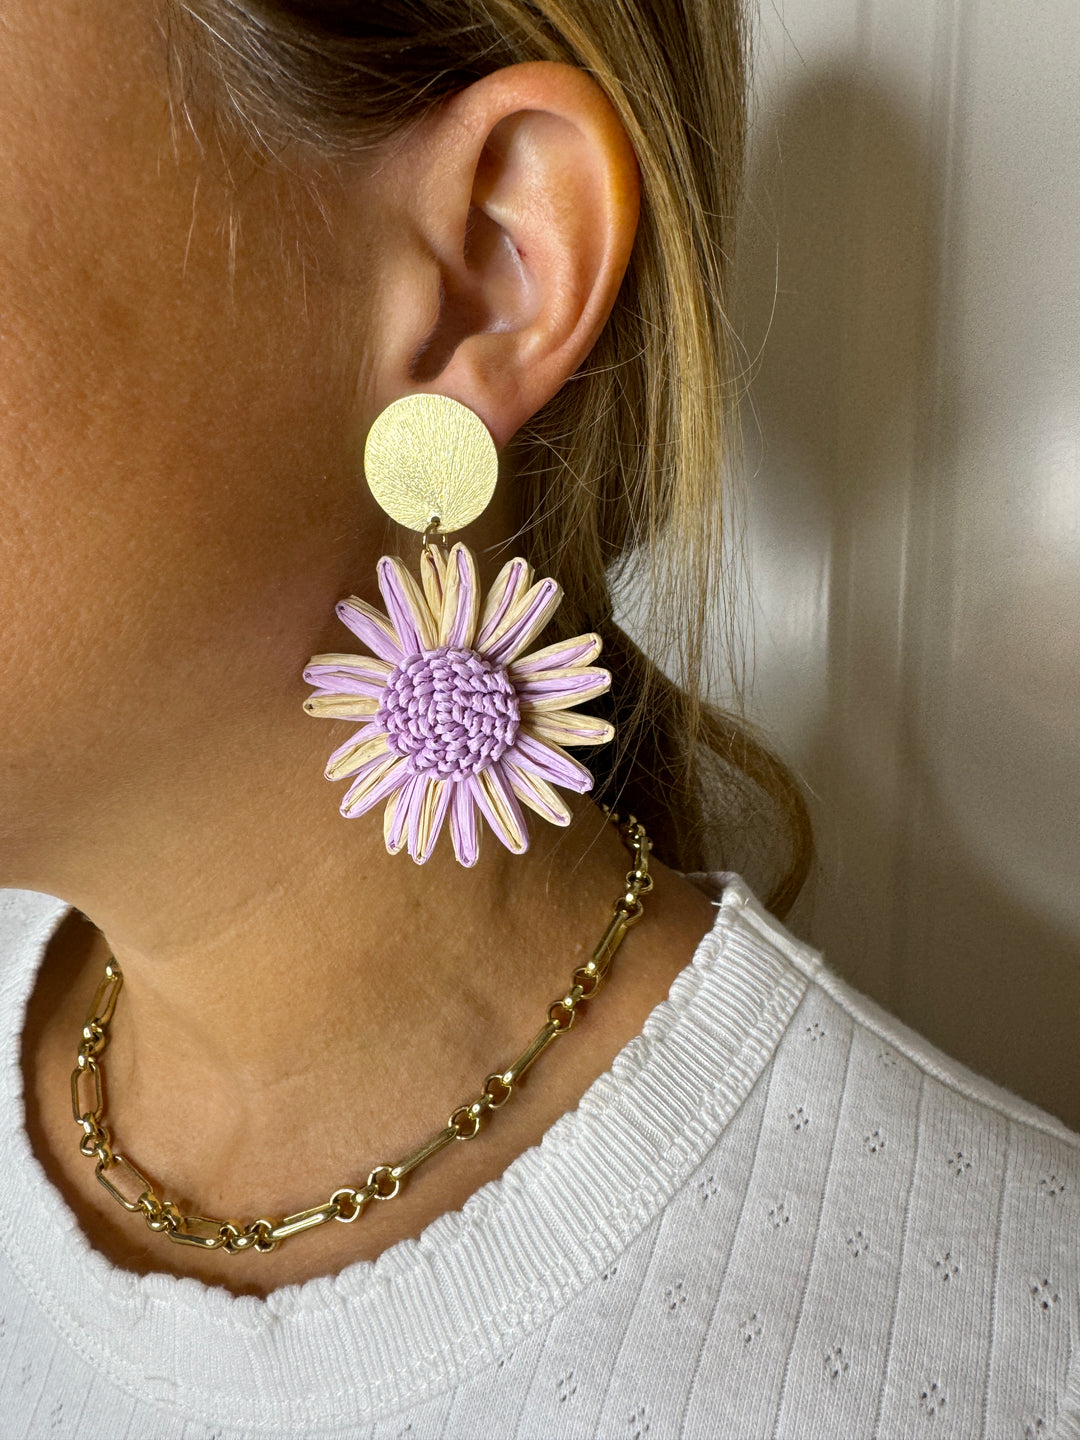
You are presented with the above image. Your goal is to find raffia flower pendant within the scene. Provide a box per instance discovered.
[302,395,614,865]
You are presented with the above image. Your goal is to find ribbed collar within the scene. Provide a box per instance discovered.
[0,877,807,1430]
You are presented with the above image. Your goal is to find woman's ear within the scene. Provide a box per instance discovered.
[364,61,640,446]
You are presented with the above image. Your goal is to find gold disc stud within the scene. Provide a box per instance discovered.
[363,394,498,536]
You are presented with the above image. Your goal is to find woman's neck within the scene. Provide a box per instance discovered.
[20,774,716,1296]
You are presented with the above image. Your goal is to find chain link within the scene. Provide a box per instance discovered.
[71,813,651,1256]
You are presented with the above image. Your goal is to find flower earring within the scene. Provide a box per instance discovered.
[302,394,615,865]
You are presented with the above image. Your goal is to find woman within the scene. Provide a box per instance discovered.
[1,1,1076,1436]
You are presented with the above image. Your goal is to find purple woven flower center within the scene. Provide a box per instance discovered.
[378,645,520,779]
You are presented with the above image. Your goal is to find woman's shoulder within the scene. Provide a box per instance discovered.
[717,871,1079,1148]
[680,874,1079,1436]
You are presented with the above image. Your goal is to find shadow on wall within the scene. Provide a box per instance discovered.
[736,66,1080,1130]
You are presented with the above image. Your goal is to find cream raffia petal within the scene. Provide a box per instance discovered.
[303,541,612,865]
[522,711,616,748]
[419,544,447,620]
[507,632,603,677]
[475,557,533,651]
[324,730,389,783]
[302,693,381,721]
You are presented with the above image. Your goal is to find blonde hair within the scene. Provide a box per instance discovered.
[165,0,811,915]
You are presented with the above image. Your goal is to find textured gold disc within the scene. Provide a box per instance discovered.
[363,394,498,536]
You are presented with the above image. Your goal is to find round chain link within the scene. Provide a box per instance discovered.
[330,1186,367,1223]
[367,1164,401,1200]
[251,1218,278,1253]
[449,1103,483,1139]
[72,813,651,1255]
[482,1072,513,1107]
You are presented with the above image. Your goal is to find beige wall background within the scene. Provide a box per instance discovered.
[733,0,1080,1129]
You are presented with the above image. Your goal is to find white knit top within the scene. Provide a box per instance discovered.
[0,877,1077,1439]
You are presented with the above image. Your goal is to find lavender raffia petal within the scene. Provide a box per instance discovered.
[525,710,616,748]
[503,758,573,826]
[340,754,408,818]
[302,693,381,721]
[479,578,562,665]
[303,654,391,695]
[439,543,480,649]
[335,597,404,665]
[302,671,387,700]
[450,779,479,867]
[475,557,533,651]
[472,764,529,854]
[507,633,603,679]
[325,722,385,780]
[515,666,611,710]
[377,556,438,655]
[510,730,594,793]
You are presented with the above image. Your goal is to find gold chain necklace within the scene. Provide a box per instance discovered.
[70,814,652,1256]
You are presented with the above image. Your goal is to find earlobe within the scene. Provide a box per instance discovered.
[399,62,640,446]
